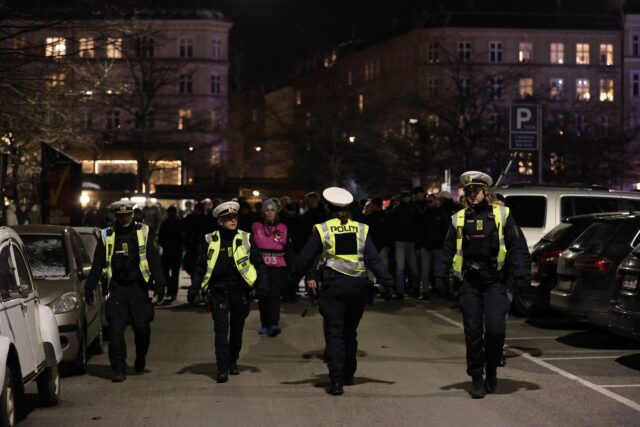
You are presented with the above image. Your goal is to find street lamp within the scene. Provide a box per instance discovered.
[348,136,356,143]
[255,146,262,152]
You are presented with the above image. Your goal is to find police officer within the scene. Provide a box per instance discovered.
[434,171,530,398]
[290,187,393,396]
[84,201,166,382]
[195,201,268,384]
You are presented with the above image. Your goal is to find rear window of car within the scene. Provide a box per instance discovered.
[20,235,69,279]
[569,222,621,255]
[560,196,621,218]
[541,221,590,246]
[504,195,546,228]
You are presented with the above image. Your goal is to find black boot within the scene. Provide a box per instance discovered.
[134,357,146,373]
[486,368,497,394]
[229,363,240,375]
[328,381,344,396]
[470,376,486,399]
[216,369,229,383]
[112,371,127,382]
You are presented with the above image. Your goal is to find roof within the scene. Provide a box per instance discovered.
[563,212,639,223]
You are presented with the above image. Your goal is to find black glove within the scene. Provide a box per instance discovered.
[155,285,166,302]
[84,288,95,305]
[512,277,530,292]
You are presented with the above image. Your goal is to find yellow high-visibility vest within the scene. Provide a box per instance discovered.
[452,204,509,279]
[200,230,257,291]
[101,223,151,285]
[315,218,368,277]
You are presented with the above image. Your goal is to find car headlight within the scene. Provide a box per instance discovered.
[50,292,79,314]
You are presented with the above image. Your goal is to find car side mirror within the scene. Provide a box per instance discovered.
[78,263,92,280]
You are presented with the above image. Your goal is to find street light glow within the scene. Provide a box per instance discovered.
[348,136,356,143]
[189,146,194,151]
[409,118,418,124]
[252,190,260,196]
[255,146,262,152]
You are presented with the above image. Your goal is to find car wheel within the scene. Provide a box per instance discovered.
[89,326,104,355]
[511,293,533,317]
[1,365,17,427]
[71,333,87,375]
[36,364,60,406]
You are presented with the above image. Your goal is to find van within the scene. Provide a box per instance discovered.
[494,185,640,249]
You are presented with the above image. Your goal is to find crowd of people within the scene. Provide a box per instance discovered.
[80,187,464,309]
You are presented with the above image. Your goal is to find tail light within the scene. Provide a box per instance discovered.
[538,249,564,265]
[574,257,612,273]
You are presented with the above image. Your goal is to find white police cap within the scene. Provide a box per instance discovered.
[212,201,240,218]
[110,200,136,214]
[460,171,493,187]
[322,187,353,207]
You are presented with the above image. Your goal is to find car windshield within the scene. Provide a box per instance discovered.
[569,222,620,255]
[20,235,69,280]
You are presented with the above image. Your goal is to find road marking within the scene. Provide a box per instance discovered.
[426,309,640,413]
[601,385,640,388]
[540,356,622,361]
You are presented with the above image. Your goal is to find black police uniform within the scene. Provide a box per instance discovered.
[290,223,393,394]
[434,200,529,396]
[194,228,268,380]
[85,222,166,379]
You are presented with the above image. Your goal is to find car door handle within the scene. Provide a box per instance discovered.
[20,301,28,313]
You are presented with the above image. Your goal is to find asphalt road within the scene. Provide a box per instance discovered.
[19,279,640,427]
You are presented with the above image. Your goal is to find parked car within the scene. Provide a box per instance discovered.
[13,225,104,375]
[495,185,640,249]
[609,244,640,341]
[0,227,62,426]
[513,213,620,316]
[550,213,640,326]
[73,227,100,263]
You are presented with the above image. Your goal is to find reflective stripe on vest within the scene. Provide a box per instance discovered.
[200,230,258,291]
[314,218,368,277]
[101,223,151,285]
[451,204,509,280]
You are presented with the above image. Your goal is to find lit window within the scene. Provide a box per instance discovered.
[178,109,192,130]
[458,41,471,62]
[599,79,614,102]
[519,78,533,98]
[45,37,66,57]
[212,38,222,59]
[179,75,193,94]
[519,42,533,63]
[576,43,590,65]
[550,78,564,99]
[550,43,564,64]
[576,79,590,101]
[94,160,137,174]
[364,62,370,81]
[489,41,502,63]
[358,94,364,113]
[633,72,640,98]
[427,78,438,97]
[47,73,65,88]
[78,37,94,58]
[428,42,439,63]
[179,38,193,58]
[518,152,534,175]
[211,75,222,95]
[106,38,122,58]
[295,90,302,106]
[599,44,613,66]
[106,110,120,129]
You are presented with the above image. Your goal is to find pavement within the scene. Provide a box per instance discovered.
[19,275,640,426]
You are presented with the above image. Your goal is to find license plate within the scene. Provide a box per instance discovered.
[622,275,638,292]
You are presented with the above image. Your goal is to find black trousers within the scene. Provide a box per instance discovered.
[210,288,250,370]
[258,268,285,328]
[107,286,154,374]
[458,281,510,377]
[318,275,368,383]
[162,258,181,299]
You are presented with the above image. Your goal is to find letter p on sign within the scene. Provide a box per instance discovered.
[516,108,532,129]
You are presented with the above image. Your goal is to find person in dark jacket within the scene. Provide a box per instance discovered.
[84,201,166,382]
[158,205,183,303]
[299,192,327,248]
[363,197,392,297]
[290,187,393,396]
[184,202,217,304]
[390,191,420,299]
[193,201,269,383]
[416,194,444,300]
[279,201,303,301]
[434,171,530,399]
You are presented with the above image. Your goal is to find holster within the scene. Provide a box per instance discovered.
[463,260,499,283]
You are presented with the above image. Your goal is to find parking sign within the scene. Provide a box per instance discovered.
[509,104,540,151]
